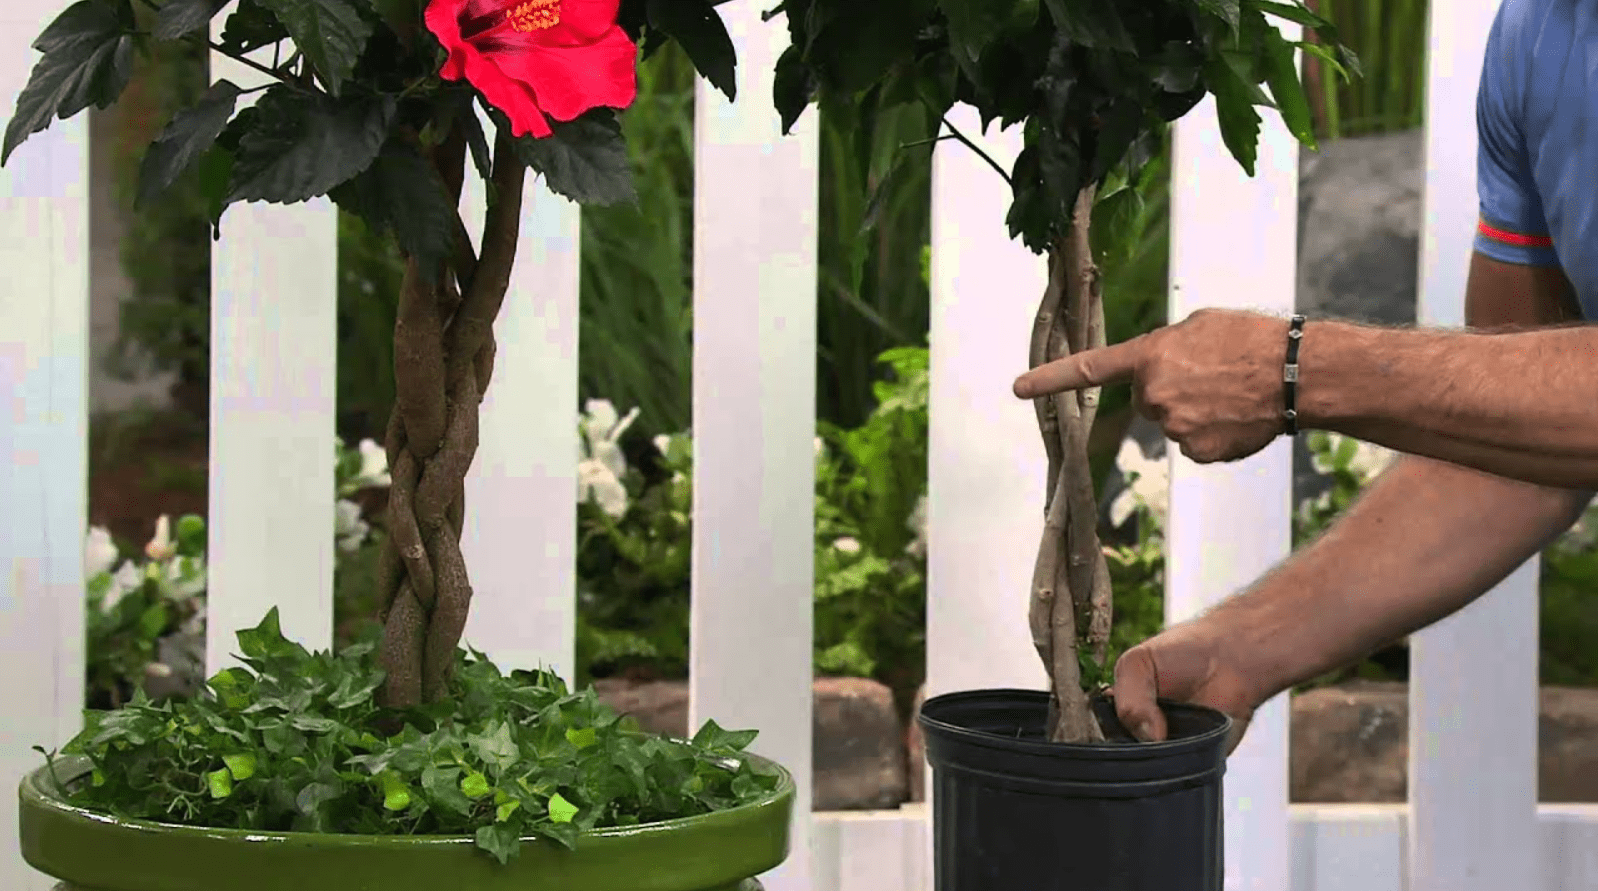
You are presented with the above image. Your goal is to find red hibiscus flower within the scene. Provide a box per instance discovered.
[425,0,639,139]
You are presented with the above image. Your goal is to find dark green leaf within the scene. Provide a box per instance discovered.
[1205,58,1261,176]
[329,140,456,273]
[647,0,737,101]
[136,80,242,207]
[226,87,394,205]
[219,0,289,53]
[154,0,230,40]
[1253,0,1322,29]
[1260,26,1314,148]
[2,0,136,165]
[1042,0,1135,51]
[256,0,372,94]
[940,0,1027,64]
[366,0,422,35]
[514,109,636,206]
[1191,0,1241,32]
[772,46,815,135]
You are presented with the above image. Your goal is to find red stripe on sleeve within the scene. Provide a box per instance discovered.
[1478,219,1555,248]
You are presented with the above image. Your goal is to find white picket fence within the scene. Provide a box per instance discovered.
[3,1,1597,890]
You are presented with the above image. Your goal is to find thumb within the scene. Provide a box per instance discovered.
[1112,647,1167,742]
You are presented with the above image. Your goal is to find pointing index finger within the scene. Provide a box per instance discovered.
[1012,337,1141,399]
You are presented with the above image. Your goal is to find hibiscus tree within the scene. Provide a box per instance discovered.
[3,0,740,708]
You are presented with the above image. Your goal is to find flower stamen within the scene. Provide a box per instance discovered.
[506,0,561,32]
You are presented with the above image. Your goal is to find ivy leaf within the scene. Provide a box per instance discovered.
[547,792,579,824]
[154,0,230,40]
[256,0,373,95]
[514,109,636,206]
[328,140,456,274]
[646,0,737,101]
[2,0,136,165]
[225,86,394,205]
[136,80,242,208]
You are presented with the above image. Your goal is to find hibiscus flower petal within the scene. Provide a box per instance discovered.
[536,0,624,47]
[494,24,638,123]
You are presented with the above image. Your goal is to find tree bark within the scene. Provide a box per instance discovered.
[1030,186,1114,743]
[375,126,527,708]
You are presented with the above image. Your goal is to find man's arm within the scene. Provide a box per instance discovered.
[1209,255,1593,709]
[1299,254,1598,488]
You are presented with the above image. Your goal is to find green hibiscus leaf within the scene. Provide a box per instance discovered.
[225,86,394,206]
[2,0,136,165]
[514,109,636,206]
[154,0,230,40]
[328,139,456,274]
[256,0,373,95]
[136,80,242,208]
[646,0,737,101]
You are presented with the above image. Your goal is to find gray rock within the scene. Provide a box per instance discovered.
[1290,681,1598,803]
[812,677,908,810]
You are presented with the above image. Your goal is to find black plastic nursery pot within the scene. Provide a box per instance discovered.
[18,754,793,891]
[918,688,1230,891]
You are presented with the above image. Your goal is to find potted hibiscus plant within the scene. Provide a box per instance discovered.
[772,0,1353,888]
[5,1,792,889]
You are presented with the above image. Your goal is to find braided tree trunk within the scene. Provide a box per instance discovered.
[1029,186,1114,743]
[375,126,527,708]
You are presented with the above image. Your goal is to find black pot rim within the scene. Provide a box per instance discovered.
[917,688,1232,761]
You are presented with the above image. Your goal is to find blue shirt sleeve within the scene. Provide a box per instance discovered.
[1474,2,1559,266]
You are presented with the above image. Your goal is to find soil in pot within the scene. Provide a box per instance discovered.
[918,688,1230,891]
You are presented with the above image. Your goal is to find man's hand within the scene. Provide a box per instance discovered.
[1012,308,1291,463]
[1111,619,1259,753]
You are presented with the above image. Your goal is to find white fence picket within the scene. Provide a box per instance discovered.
[459,129,580,680]
[1166,25,1302,889]
[687,3,819,890]
[924,108,1051,702]
[1409,5,1540,889]
[0,5,90,888]
[205,16,338,670]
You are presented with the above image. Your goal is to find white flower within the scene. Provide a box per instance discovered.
[653,434,672,456]
[834,537,861,554]
[335,499,370,552]
[353,438,391,488]
[161,555,207,600]
[85,527,118,579]
[144,662,174,679]
[580,399,639,480]
[814,437,825,459]
[102,560,143,611]
[578,460,629,518]
[144,515,177,562]
[905,495,928,559]
[1347,439,1398,481]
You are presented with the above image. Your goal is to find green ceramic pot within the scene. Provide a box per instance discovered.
[19,754,793,891]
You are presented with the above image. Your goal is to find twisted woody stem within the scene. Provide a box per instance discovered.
[1028,185,1114,743]
[374,126,526,708]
